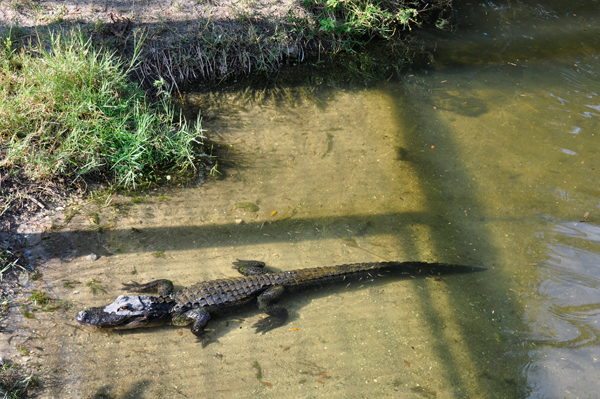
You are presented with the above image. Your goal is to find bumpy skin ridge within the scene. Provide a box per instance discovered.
[170,262,398,312]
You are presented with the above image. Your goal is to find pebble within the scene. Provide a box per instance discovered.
[86,254,98,261]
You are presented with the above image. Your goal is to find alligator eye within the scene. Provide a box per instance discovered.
[119,305,130,311]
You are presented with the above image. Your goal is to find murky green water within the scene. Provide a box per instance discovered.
[9,1,600,397]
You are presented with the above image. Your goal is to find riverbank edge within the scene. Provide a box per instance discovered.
[1,0,452,90]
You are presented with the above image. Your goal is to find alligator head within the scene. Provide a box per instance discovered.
[76,295,172,330]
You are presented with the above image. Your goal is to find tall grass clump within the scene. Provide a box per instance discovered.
[0,29,206,188]
[304,0,443,51]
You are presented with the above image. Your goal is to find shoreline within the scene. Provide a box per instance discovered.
[1,0,451,89]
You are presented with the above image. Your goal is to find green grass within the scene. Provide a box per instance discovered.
[305,0,423,51]
[0,249,17,281]
[0,29,208,188]
[133,0,452,87]
[0,362,37,398]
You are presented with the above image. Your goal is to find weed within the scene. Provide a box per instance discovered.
[62,280,81,289]
[51,207,80,230]
[86,212,100,225]
[0,297,10,314]
[305,0,424,52]
[21,306,34,319]
[28,290,65,311]
[28,290,52,307]
[89,190,113,207]
[0,362,37,398]
[0,248,19,282]
[16,345,29,356]
[93,18,106,34]
[29,271,42,281]
[86,279,107,294]
[152,250,166,259]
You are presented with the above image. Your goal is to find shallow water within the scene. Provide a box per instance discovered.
[9,0,600,397]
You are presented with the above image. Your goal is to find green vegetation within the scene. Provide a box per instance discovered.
[62,280,81,289]
[152,250,166,258]
[132,0,452,87]
[20,306,34,319]
[0,0,451,191]
[28,290,53,307]
[0,248,19,281]
[28,290,65,312]
[0,362,37,398]
[86,278,107,294]
[0,29,208,188]
[307,0,421,50]
[15,345,29,357]
[235,202,259,212]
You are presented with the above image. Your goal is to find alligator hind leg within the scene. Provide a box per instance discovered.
[254,285,288,334]
[232,260,269,276]
[121,279,174,296]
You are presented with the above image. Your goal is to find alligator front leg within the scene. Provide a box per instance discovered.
[121,279,174,296]
[254,285,288,334]
[172,308,212,343]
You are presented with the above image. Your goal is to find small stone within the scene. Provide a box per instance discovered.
[73,291,79,294]
[235,219,243,224]
[86,254,98,261]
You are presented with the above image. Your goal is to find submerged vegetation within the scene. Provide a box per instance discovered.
[0,29,208,189]
[0,363,37,398]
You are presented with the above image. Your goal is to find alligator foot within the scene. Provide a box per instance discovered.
[232,260,269,276]
[122,279,174,296]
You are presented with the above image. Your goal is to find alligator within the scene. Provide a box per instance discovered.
[76,260,481,340]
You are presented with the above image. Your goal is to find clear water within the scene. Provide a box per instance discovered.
[14,1,600,397]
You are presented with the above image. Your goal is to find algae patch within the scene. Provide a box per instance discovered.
[235,202,259,212]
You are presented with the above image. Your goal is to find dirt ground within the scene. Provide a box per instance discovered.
[0,0,304,29]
